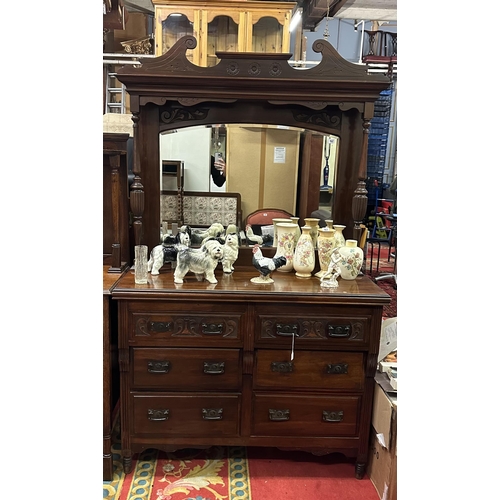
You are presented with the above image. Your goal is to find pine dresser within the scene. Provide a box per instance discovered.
[111,268,390,478]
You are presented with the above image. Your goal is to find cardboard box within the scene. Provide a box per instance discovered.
[367,382,397,500]
[378,317,397,363]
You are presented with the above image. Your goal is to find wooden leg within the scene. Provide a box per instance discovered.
[355,461,366,479]
[123,452,133,474]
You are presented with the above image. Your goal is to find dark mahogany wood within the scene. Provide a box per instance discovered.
[103,133,131,271]
[103,267,126,481]
[115,36,390,248]
[112,268,390,477]
[111,35,391,480]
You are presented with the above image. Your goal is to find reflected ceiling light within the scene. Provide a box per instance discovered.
[289,9,302,32]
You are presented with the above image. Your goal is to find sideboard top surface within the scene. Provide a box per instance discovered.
[111,269,391,305]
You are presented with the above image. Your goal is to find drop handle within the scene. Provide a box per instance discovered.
[269,409,290,421]
[203,361,225,374]
[201,323,224,335]
[327,325,351,337]
[326,363,348,374]
[148,409,170,421]
[322,410,344,422]
[202,408,223,420]
[147,360,171,373]
[276,323,299,336]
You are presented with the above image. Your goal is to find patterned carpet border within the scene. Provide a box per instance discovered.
[103,414,251,500]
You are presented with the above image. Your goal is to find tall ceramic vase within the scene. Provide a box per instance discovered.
[272,218,292,247]
[338,239,364,280]
[290,216,302,246]
[274,222,297,272]
[315,227,336,278]
[304,218,320,249]
[333,224,346,249]
[325,219,334,231]
[293,225,315,277]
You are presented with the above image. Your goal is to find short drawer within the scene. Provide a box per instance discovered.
[132,348,241,390]
[254,350,364,391]
[131,393,241,437]
[124,301,246,346]
[255,305,370,347]
[252,393,360,437]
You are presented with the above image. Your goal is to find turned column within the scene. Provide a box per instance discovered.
[352,103,374,244]
[130,111,144,246]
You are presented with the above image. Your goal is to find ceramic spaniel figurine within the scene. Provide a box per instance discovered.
[148,228,192,275]
[222,226,239,273]
[174,240,224,284]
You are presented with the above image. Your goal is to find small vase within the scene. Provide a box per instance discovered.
[304,217,320,248]
[289,216,302,246]
[293,225,315,277]
[272,218,292,247]
[274,222,297,272]
[325,219,334,231]
[134,245,149,284]
[315,227,336,278]
[338,239,364,280]
[333,224,346,249]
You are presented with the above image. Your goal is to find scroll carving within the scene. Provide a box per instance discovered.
[135,316,238,338]
[160,107,209,125]
[292,109,341,128]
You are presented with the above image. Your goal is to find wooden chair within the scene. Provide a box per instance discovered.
[244,208,293,228]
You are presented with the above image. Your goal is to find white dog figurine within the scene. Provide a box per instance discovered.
[222,231,239,273]
[174,241,224,284]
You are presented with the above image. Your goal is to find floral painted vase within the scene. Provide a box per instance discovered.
[293,225,315,278]
[274,222,297,272]
[325,219,334,231]
[289,216,302,245]
[338,239,364,280]
[333,224,346,249]
[272,218,292,247]
[315,227,336,278]
[304,217,320,248]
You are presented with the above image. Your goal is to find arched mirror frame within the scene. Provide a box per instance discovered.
[116,36,390,257]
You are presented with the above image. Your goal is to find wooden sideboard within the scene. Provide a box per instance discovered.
[103,266,126,481]
[111,268,390,478]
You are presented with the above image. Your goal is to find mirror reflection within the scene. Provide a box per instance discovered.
[159,123,339,247]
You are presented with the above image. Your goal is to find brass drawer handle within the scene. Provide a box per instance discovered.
[203,361,225,374]
[326,363,348,374]
[201,323,224,335]
[276,323,299,337]
[271,361,294,373]
[327,325,351,338]
[147,360,171,373]
[202,408,223,420]
[148,409,170,421]
[269,409,290,421]
[322,410,344,422]
[148,321,173,333]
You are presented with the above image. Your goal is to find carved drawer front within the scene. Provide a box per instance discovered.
[254,350,364,391]
[252,393,360,437]
[132,348,241,390]
[255,308,369,346]
[131,393,240,436]
[126,302,245,345]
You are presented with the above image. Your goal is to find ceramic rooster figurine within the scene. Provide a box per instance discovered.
[250,244,287,284]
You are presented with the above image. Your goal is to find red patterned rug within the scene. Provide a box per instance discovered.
[104,414,380,499]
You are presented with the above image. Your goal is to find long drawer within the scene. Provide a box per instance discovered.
[124,301,246,346]
[254,350,364,391]
[255,304,371,347]
[131,393,241,436]
[252,393,360,437]
[132,348,242,390]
